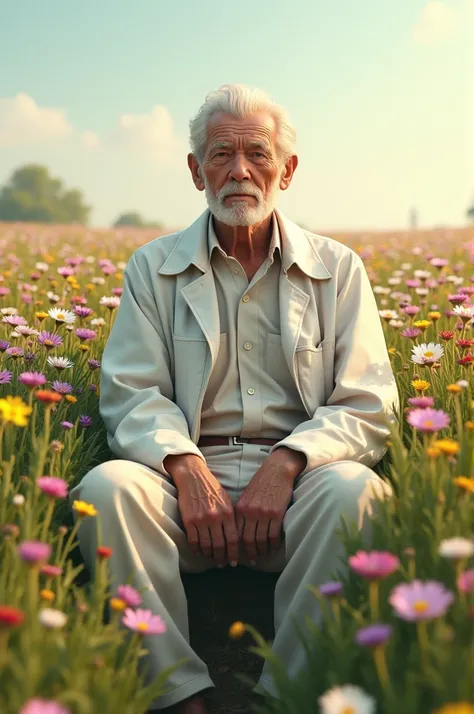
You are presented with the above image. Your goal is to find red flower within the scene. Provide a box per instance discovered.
[35,390,62,404]
[0,605,25,628]
[439,331,455,341]
[457,355,473,366]
[456,340,473,350]
[96,546,113,560]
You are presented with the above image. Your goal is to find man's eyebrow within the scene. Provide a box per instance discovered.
[207,141,233,152]
[207,139,272,153]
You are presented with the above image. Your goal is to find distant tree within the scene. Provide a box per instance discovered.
[0,164,91,224]
[113,211,163,229]
[467,203,474,223]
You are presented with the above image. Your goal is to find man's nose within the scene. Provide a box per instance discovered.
[228,153,251,182]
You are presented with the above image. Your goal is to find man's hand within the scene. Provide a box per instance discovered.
[235,447,307,563]
[163,454,239,567]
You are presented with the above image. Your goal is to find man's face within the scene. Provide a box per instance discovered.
[194,111,291,226]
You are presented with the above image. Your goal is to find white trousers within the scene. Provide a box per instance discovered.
[70,443,391,710]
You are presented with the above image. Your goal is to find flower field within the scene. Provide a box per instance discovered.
[0,222,473,714]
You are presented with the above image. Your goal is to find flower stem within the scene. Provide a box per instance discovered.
[373,645,390,689]
[369,581,380,621]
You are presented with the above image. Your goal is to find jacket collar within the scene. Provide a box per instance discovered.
[158,207,332,279]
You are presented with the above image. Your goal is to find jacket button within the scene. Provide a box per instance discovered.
[247,388,255,395]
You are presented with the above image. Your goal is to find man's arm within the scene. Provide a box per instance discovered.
[267,250,399,475]
[99,253,205,476]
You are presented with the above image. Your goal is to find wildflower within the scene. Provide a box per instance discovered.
[40,564,63,577]
[13,494,25,506]
[6,346,24,359]
[74,306,93,318]
[50,440,63,452]
[457,355,473,367]
[355,624,392,647]
[407,408,450,432]
[60,420,74,429]
[453,477,474,493]
[72,500,98,518]
[40,589,55,602]
[431,704,474,714]
[38,331,63,349]
[319,581,344,598]
[35,390,62,405]
[48,307,76,325]
[57,266,75,278]
[430,257,449,269]
[100,296,121,309]
[457,570,474,594]
[318,685,375,714]
[448,294,468,305]
[411,379,430,393]
[65,395,77,404]
[38,608,68,629]
[116,584,142,607]
[447,384,462,394]
[37,477,68,499]
[2,314,27,327]
[47,356,74,370]
[0,369,12,384]
[452,305,474,322]
[378,309,398,321]
[96,546,113,559]
[122,608,166,635]
[0,396,33,427]
[19,371,47,388]
[426,446,441,459]
[88,358,100,370]
[51,381,73,395]
[433,439,460,456]
[110,598,127,612]
[0,340,10,351]
[438,538,474,560]
[411,342,444,366]
[90,317,105,327]
[439,331,455,341]
[35,311,49,322]
[428,311,441,321]
[75,327,96,341]
[79,415,93,428]
[389,580,454,621]
[413,320,431,331]
[348,551,399,580]
[456,379,469,389]
[407,396,434,408]
[228,621,246,639]
[17,541,52,565]
[0,605,25,628]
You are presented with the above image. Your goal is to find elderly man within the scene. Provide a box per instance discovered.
[71,84,399,714]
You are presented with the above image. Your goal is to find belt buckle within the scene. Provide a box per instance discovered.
[232,436,250,445]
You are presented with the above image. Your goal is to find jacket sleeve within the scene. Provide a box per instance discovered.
[269,251,399,474]
[99,252,206,476]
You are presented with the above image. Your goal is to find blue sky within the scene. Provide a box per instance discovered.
[0,0,472,231]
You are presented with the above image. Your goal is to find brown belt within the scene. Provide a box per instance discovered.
[198,436,280,447]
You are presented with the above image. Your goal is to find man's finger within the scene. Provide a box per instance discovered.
[197,525,213,560]
[256,518,270,558]
[185,523,201,555]
[223,518,239,566]
[242,518,258,564]
[209,522,226,566]
[268,519,282,551]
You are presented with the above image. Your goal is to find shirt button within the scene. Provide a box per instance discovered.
[247,388,255,395]
[242,294,249,302]
[244,341,253,350]
[233,268,239,275]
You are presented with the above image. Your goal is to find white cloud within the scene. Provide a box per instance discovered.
[81,130,100,149]
[111,104,185,163]
[412,1,460,44]
[0,92,73,147]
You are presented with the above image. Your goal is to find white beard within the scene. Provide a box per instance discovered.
[203,174,282,227]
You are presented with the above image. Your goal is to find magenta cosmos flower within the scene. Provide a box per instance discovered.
[122,608,166,635]
[355,624,393,647]
[19,371,47,388]
[19,698,70,714]
[17,541,52,565]
[407,396,435,409]
[116,584,142,607]
[2,314,27,327]
[407,408,450,432]
[348,551,400,580]
[37,477,69,499]
[389,580,454,621]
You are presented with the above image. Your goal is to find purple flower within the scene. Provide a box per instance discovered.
[60,421,74,430]
[457,569,474,594]
[319,581,344,598]
[348,551,400,580]
[2,315,27,327]
[401,328,422,340]
[6,346,24,358]
[37,477,69,499]
[407,396,435,409]
[405,280,421,290]
[116,584,142,607]
[17,541,52,565]
[19,371,46,388]
[87,359,100,371]
[79,415,92,428]
[389,580,454,621]
[448,293,468,305]
[407,408,450,432]
[430,258,449,269]
[89,384,98,392]
[355,624,393,647]
[37,331,63,349]
[403,305,421,316]
[0,369,12,385]
[57,266,75,278]
[74,306,93,318]
[19,698,71,714]
[0,340,10,351]
[75,328,97,342]
[51,381,73,395]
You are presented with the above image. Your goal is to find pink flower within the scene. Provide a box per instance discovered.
[122,608,166,635]
[348,551,400,580]
[389,580,454,621]
[116,584,142,607]
[407,408,450,432]
[457,569,474,594]
[37,477,69,499]
[407,396,435,409]
[40,564,63,578]
[19,698,70,714]
[19,372,47,388]
[17,541,52,565]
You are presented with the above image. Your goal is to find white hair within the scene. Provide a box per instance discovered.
[189,84,296,164]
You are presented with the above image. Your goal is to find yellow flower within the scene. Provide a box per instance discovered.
[453,477,474,493]
[433,439,460,456]
[44,254,55,264]
[40,588,55,602]
[464,421,474,430]
[49,279,58,288]
[35,311,48,321]
[0,396,33,428]
[73,500,98,518]
[411,379,430,393]
[86,283,95,291]
[447,384,462,394]
[228,621,246,639]
[114,272,123,280]
[388,347,397,355]
[65,395,77,404]
[431,704,474,714]
[110,598,127,612]
[428,311,441,321]
[3,270,11,278]
[413,320,431,331]
[79,345,90,352]
[66,275,76,284]
[426,446,441,459]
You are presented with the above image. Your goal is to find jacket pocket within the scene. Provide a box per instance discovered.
[295,340,335,412]
[172,334,210,424]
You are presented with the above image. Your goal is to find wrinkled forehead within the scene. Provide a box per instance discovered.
[205,111,277,153]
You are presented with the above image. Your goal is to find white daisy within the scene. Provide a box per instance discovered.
[415,288,429,296]
[12,494,25,506]
[401,262,412,269]
[48,307,76,324]
[35,261,49,272]
[389,320,404,329]
[439,537,474,560]
[379,309,399,321]
[373,286,391,295]
[47,291,60,304]
[411,342,444,366]
[0,307,19,316]
[47,356,74,370]
[92,276,105,285]
[100,296,121,309]
[39,608,68,629]
[393,269,405,277]
[387,277,401,286]
[11,326,39,337]
[452,305,474,320]
[318,684,375,714]
[90,317,105,327]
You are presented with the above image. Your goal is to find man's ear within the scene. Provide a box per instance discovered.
[188,153,205,192]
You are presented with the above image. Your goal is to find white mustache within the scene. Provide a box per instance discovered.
[218,184,261,201]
